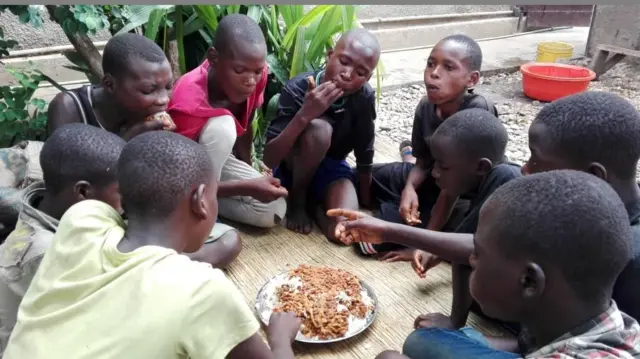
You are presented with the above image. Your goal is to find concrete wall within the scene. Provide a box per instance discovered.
[1,5,512,51]
[586,5,640,56]
[0,9,110,50]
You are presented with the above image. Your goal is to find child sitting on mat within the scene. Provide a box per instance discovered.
[374,171,640,359]
[367,34,498,264]
[3,131,301,359]
[262,28,381,243]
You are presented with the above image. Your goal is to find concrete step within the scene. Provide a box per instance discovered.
[362,12,522,52]
[1,10,522,86]
[28,27,590,107]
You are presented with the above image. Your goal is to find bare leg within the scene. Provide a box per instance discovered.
[399,140,416,164]
[315,178,359,244]
[286,118,332,234]
[185,230,242,269]
[450,263,474,328]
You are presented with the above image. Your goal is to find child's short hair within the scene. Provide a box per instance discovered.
[433,108,508,163]
[214,14,266,56]
[117,131,213,216]
[485,170,632,301]
[534,91,640,180]
[102,33,167,78]
[40,123,125,195]
[439,34,482,71]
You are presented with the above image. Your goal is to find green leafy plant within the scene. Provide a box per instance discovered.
[0,66,49,147]
[125,5,385,170]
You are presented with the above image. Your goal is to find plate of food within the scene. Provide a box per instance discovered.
[255,265,378,343]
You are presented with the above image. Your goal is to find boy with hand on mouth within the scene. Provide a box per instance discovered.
[375,171,640,359]
[262,28,381,242]
[168,14,287,236]
[47,33,174,141]
[367,34,498,263]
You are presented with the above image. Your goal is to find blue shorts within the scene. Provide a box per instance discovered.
[402,327,519,359]
[274,157,355,202]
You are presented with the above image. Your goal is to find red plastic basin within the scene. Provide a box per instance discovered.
[520,62,596,102]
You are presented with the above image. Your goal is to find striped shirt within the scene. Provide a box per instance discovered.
[525,302,640,358]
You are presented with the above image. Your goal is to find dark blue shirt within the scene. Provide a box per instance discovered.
[266,71,377,171]
[455,163,523,234]
[613,195,640,321]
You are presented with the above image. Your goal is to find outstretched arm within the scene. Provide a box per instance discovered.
[382,222,474,264]
[327,209,474,265]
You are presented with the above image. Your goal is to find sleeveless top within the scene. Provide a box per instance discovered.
[64,85,104,130]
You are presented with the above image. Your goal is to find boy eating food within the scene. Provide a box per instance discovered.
[3,131,301,359]
[263,28,381,242]
[376,171,640,359]
[330,108,521,330]
[0,124,125,355]
[368,34,498,262]
[168,14,287,234]
[47,33,174,140]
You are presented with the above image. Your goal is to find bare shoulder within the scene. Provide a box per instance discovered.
[47,91,82,135]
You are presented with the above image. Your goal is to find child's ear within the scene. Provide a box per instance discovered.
[73,181,91,201]
[587,162,608,182]
[476,158,493,175]
[520,262,546,299]
[207,47,219,66]
[190,184,208,219]
[326,48,334,63]
[467,70,480,89]
[101,74,115,94]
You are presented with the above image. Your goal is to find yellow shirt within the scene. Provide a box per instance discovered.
[4,200,259,359]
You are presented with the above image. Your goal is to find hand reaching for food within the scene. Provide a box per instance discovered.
[267,312,302,343]
[411,250,443,278]
[399,187,422,225]
[326,209,386,245]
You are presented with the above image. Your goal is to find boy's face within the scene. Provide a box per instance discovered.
[522,121,577,176]
[424,40,479,105]
[208,41,267,105]
[469,204,532,322]
[430,135,488,196]
[324,37,379,96]
[106,58,173,124]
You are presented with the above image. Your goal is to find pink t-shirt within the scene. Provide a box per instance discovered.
[167,60,268,140]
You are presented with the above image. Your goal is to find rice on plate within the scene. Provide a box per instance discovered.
[256,265,377,342]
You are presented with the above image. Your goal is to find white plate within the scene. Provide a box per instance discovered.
[254,270,379,343]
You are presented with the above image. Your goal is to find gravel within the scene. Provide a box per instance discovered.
[375,59,640,178]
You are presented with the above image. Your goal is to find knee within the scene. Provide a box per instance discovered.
[301,118,332,152]
[249,197,287,228]
[200,115,237,155]
[217,230,243,268]
[375,350,406,359]
[402,328,452,358]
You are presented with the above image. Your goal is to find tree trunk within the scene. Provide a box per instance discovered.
[165,40,182,80]
[45,5,104,80]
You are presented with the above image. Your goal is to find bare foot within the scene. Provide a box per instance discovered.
[313,205,345,244]
[376,248,414,262]
[413,313,456,330]
[286,200,313,234]
[400,140,416,164]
